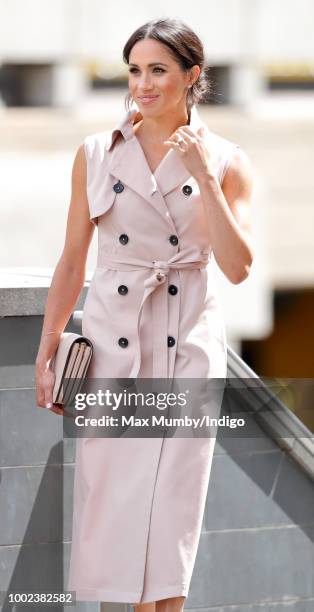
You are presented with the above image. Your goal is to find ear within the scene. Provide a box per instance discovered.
[187,65,201,90]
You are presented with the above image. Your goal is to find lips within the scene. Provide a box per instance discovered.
[138,95,159,102]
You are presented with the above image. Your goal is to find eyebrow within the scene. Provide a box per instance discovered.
[128,62,169,67]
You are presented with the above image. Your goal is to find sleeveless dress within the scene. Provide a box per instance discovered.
[67,105,240,604]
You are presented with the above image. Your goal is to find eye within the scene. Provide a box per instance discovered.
[128,67,166,74]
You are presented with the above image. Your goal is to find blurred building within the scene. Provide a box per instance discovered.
[1,0,314,108]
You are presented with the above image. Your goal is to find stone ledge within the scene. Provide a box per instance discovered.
[0,267,92,316]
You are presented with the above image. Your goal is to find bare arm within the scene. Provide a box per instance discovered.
[164,125,254,284]
[197,147,254,284]
[35,144,94,410]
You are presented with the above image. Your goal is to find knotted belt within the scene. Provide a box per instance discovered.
[96,251,210,379]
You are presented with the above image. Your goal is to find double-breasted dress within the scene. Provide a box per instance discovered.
[67,105,241,604]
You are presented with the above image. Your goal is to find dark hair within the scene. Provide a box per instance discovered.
[122,17,211,114]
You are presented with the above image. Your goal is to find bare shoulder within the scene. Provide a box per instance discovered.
[220,146,254,251]
[71,144,87,186]
[222,146,254,198]
[60,143,94,268]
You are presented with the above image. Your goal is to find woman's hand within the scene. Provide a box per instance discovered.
[35,361,64,416]
[164,126,216,183]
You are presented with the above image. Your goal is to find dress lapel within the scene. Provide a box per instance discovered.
[108,135,167,210]
[105,106,208,221]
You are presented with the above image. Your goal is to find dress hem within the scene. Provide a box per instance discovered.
[71,584,188,604]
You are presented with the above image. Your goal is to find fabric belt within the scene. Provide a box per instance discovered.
[96,251,210,379]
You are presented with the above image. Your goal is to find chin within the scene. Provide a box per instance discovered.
[137,105,166,118]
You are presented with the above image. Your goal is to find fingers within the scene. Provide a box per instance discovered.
[177,126,202,142]
[50,404,65,416]
[175,132,188,146]
[44,382,64,415]
[197,126,205,137]
[36,398,64,416]
[164,132,188,154]
[165,124,205,142]
[163,126,205,160]
[35,365,63,415]
[44,382,53,411]
[164,133,187,146]
[164,140,185,156]
[172,127,203,149]
[164,139,181,148]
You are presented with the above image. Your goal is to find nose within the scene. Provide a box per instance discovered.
[138,71,153,90]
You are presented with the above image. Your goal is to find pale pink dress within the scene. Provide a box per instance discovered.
[67,105,240,603]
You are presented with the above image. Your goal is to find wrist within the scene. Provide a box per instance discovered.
[196,170,219,188]
[36,336,60,367]
[35,352,57,371]
[35,357,51,372]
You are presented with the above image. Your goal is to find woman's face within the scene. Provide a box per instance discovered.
[128,38,196,117]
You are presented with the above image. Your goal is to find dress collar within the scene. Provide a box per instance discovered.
[105,105,204,152]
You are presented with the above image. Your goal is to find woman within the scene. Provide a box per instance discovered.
[35,17,253,612]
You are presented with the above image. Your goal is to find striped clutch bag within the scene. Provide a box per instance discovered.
[51,332,93,406]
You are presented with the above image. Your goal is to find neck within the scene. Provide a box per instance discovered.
[134,107,191,142]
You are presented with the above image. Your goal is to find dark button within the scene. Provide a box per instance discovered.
[118,337,129,348]
[168,284,178,295]
[118,285,128,295]
[182,184,193,196]
[113,181,124,193]
[119,234,129,245]
[168,336,176,347]
[169,234,178,246]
